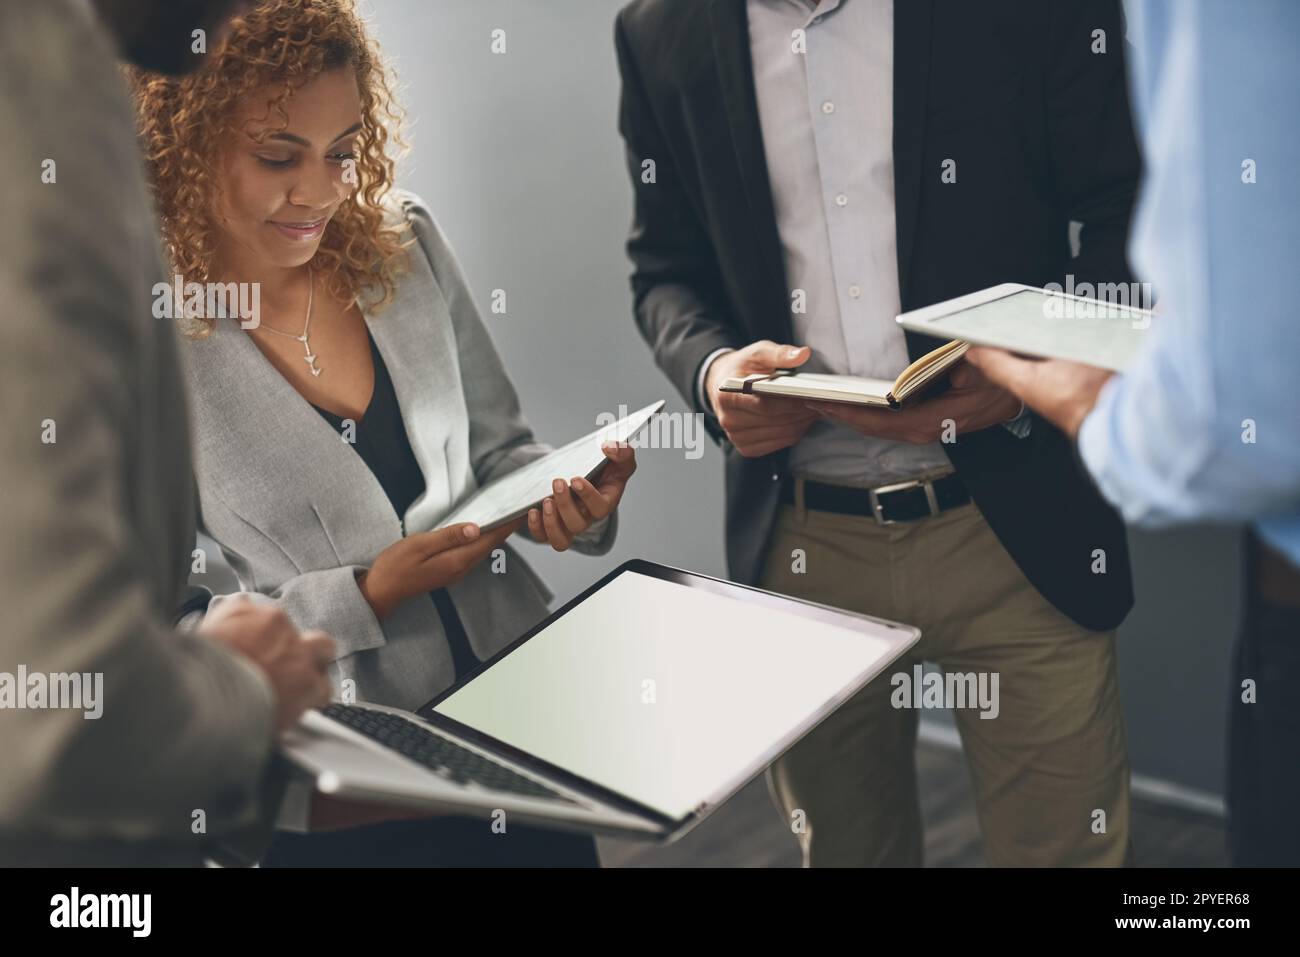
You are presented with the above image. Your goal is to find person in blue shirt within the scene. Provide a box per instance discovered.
[968,0,1300,866]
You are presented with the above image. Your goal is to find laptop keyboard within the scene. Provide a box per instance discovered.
[322,703,575,805]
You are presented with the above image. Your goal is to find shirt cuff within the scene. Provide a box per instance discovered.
[1076,376,1121,492]
[1001,401,1033,439]
[696,347,735,415]
[274,771,316,834]
[575,513,611,545]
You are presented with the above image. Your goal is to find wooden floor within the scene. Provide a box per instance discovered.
[597,740,1228,868]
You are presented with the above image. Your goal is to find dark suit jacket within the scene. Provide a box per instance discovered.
[615,0,1141,630]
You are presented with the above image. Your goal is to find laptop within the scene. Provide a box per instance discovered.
[281,560,921,843]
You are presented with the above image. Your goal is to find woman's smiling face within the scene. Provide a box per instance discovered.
[213,67,363,271]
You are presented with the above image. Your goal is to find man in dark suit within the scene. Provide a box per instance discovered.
[616,0,1142,865]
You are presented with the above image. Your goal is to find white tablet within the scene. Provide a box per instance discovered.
[436,400,664,531]
[896,282,1155,371]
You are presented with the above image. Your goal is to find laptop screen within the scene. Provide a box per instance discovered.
[427,567,915,822]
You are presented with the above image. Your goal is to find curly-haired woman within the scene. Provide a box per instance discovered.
[128,0,634,866]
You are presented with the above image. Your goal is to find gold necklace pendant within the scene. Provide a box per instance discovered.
[250,266,320,376]
[303,269,320,377]
[301,334,321,378]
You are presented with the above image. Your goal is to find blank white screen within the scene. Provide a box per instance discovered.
[921,289,1149,370]
[436,402,661,531]
[433,572,904,820]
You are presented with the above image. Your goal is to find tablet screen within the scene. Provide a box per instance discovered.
[437,401,662,531]
[907,288,1151,371]
[429,569,915,820]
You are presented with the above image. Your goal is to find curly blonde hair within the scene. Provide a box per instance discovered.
[128,0,410,329]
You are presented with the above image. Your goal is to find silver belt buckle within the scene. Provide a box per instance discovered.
[867,478,941,526]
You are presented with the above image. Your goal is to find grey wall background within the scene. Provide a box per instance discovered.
[221,1,1248,803]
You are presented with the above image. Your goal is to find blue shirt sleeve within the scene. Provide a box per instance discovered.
[1078,0,1300,562]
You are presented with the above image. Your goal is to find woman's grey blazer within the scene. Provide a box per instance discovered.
[183,191,614,711]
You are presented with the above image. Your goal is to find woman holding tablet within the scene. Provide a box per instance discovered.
[128,0,634,866]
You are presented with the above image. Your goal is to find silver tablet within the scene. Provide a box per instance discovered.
[437,400,664,531]
[896,282,1155,371]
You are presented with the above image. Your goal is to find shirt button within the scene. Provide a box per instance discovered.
[771,473,780,482]
[835,193,848,206]
[821,100,835,114]
[849,285,862,299]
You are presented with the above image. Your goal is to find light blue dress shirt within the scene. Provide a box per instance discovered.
[1078,0,1300,566]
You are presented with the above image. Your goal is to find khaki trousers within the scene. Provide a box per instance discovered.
[759,485,1131,867]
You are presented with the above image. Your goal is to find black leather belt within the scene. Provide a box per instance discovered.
[781,473,972,525]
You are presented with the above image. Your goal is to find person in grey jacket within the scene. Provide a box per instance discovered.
[130,0,636,865]
[0,0,334,867]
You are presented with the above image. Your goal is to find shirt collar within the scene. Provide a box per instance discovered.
[765,0,848,26]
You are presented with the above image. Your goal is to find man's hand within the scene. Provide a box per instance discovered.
[704,341,821,457]
[803,360,1023,444]
[198,596,335,733]
[965,347,1115,439]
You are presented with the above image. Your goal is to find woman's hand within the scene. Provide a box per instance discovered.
[525,442,637,551]
[357,520,522,620]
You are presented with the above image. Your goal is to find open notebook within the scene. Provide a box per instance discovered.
[719,340,969,409]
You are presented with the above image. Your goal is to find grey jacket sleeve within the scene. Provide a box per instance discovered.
[400,195,617,556]
[201,511,387,661]
[0,3,279,849]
